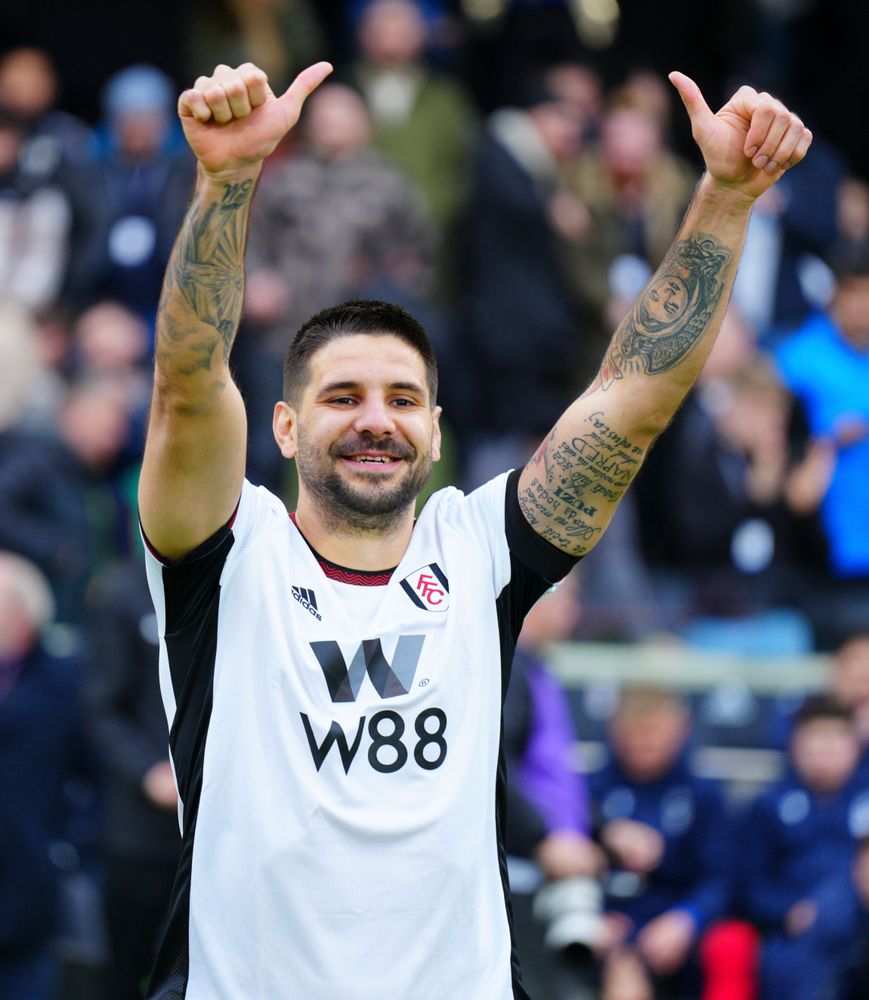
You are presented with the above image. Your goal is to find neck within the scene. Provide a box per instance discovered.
[293,494,415,571]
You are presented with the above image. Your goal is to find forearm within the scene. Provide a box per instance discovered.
[154,164,260,411]
[591,174,752,431]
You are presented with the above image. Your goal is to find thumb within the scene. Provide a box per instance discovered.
[668,71,714,132]
[277,61,334,117]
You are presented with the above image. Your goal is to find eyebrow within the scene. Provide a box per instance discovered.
[316,379,426,398]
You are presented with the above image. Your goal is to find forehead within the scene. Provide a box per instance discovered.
[306,334,428,393]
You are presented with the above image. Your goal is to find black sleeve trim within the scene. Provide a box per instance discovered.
[504,468,580,583]
[140,500,239,567]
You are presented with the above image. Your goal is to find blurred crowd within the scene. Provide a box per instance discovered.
[0,1,867,998]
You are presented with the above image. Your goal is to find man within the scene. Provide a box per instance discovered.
[138,58,810,999]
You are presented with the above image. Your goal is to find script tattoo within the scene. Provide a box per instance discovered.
[156,177,254,380]
[520,410,646,556]
[598,234,732,390]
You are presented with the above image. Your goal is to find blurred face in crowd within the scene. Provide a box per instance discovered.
[278,334,441,528]
[0,48,57,121]
[834,636,869,712]
[791,717,860,795]
[305,85,372,160]
[74,302,148,373]
[61,379,131,470]
[358,0,426,69]
[601,107,662,183]
[544,63,602,134]
[832,274,869,351]
[114,109,168,159]
[610,695,689,783]
[529,101,582,163]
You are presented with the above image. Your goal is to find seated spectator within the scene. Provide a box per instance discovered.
[0,374,134,626]
[774,247,869,639]
[243,81,437,491]
[590,687,731,1000]
[461,79,586,486]
[740,696,869,1000]
[348,0,477,237]
[566,84,697,371]
[504,571,604,994]
[89,64,195,322]
[0,552,84,1000]
[84,559,182,1000]
[0,104,71,311]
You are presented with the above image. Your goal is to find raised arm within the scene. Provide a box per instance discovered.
[518,73,812,557]
[138,61,331,560]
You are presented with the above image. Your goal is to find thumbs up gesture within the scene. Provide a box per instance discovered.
[669,72,812,202]
[178,61,333,179]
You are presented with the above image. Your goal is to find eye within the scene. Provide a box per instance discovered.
[328,396,357,406]
[391,397,416,407]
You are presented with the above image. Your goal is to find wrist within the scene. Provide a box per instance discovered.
[197,160,263,190]
[697,172,756,216]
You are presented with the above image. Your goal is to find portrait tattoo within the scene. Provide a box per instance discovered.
[599,235,732,389]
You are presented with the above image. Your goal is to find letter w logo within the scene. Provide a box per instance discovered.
[310,636,425,703]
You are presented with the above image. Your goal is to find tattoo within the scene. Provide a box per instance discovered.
[519,410,645,556]
[156,177,255,380]
[597,234,732,390]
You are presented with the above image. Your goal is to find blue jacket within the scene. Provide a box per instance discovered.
[590,753,732,933]
[739,770,869,929]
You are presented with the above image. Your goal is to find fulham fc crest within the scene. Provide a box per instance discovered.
[400,563,449,612]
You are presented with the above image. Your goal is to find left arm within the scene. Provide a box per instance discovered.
[518,74,812,556]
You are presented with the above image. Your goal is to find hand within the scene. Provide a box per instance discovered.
[636,910,696,975]
[601,946,654,1000]
[535,831,606,880]
[142,760,178,811]
[669,72,812,202]
[178,61,333,178]
[601,819,665,874]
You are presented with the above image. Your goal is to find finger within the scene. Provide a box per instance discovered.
[784,127,813,169]
[222,74,253,118]
[202,82,233,124]
[237,62,271,108]
[276,61,333,118]
[668,71,715,134]
[178,87,212,123]
[751,102,792,171]
[768,118,807,174]
[742,94,778,160]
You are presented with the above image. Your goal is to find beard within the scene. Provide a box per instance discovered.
[295,429,433,534]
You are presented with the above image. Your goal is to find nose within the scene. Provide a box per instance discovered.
[352,394,396,437]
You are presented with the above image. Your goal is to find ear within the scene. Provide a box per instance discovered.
[430,405,443,464]
[273,401,298,459]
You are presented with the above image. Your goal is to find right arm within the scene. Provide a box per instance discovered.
[139,61,331,559]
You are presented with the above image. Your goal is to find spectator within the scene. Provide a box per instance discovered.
[184,0,326,98]
[88,64,195,321]
[462,79,586,486]
[84,559,181,1000]
[0,552,83,1000]
[348,0,477,237]
[504,571,604,994]
[740,696,869,1000]
[0,104,71,311]
[775,246,869,639]
[566,85,697,372]
[590,686,732,1000]
[0,374,133,626]
[244,81,437,491]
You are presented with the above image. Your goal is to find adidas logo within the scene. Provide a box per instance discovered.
[292,586,322,621]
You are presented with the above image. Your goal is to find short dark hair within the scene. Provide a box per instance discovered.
[794,694,854,730]
[282,299,438,406]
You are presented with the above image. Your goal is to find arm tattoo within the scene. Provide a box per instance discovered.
[598,234,732,390]
[156,178,255,379]
[519,410,646,556]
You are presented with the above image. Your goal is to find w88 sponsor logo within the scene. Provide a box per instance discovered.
[301,707,448,774]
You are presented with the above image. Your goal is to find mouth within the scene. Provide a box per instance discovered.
[339,451,405,471]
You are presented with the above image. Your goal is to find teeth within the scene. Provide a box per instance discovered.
[352,455,392,463]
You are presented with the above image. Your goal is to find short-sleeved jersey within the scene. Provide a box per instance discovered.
[143,470,575,1000]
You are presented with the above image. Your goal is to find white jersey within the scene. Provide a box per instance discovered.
[143,470,575,1000]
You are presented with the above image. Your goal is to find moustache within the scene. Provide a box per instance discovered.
[331,433,417,462]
